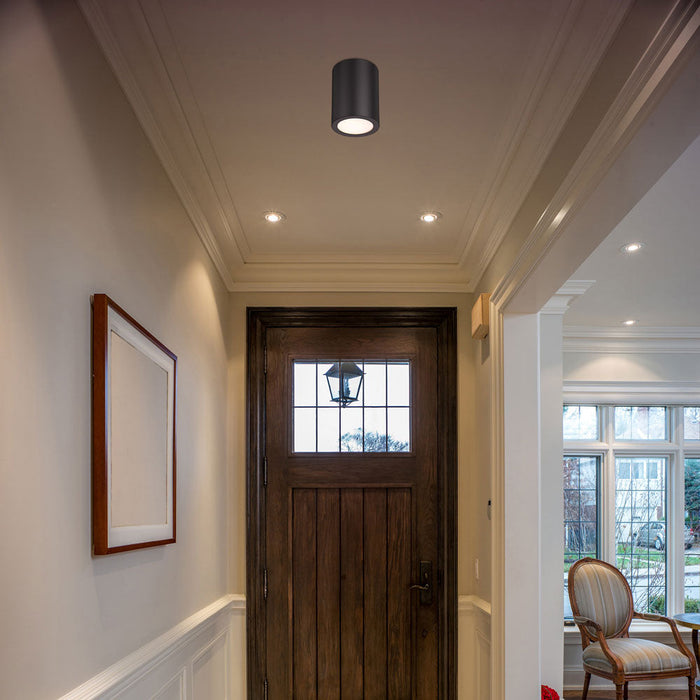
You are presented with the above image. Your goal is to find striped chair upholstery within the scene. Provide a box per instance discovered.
[572,560,630,637]
[583,638,692,675]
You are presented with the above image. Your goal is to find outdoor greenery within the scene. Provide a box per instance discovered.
[341,429,408,452]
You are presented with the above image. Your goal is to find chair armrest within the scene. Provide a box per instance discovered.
[573,615,603,634]
[633,611,697,674]
[573,616,624,675]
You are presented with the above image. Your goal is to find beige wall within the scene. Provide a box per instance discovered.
[226,291,479,596]
[0,1,230,697]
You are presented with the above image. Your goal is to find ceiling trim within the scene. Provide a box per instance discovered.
[79,0,640,293]
[491,1,700,311]
[563,380,700,404]
[541,279,595,315]
[563,325,700,354]
[460,0,633,286]
[229,281,471,294]
[78,0,242,288]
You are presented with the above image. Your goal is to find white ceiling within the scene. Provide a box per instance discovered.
[565,133,700,328]
[78,0,691,292]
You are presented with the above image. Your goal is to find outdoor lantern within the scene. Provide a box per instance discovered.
[331,58,379,136]
[324,361,364,407]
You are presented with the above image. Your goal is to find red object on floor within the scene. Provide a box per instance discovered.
[542,686,560,700]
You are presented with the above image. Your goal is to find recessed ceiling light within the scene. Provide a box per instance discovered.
[622,319,637,326]
[263,211,285,223]
[621,242,643,253]
[420,212,441,223]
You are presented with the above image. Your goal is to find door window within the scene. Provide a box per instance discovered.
[293,360,411,453]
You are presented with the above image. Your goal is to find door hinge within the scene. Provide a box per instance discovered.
[263,677,268,700]
[263,456,268,487]
[263,567,268,600]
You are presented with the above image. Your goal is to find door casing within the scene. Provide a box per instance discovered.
[246,307,457,699]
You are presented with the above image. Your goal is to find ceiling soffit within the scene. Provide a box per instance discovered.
[77,0,689,292]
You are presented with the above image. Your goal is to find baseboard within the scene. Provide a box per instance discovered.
[59,594,246,700]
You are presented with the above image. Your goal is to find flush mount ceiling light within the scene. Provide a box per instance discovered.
[621,242,643,253]
[263,211,286,223]
[331,58,379,136]
[420,212,442,223]
[623,319,638,326]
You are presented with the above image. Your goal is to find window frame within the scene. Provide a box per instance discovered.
[563,403,697,618]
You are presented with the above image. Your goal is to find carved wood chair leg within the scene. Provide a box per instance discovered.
[581,672,590,700]
[689,675,696,700]
[615,683,624,700]
[623,681,629,700]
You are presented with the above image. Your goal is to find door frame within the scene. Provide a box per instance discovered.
[246,307,457,699]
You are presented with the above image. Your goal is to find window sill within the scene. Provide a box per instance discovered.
[564,620,693,644]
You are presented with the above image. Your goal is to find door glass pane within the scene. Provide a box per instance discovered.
[563,405,598,440]
[616,456,667,613]
[340,407,363,452]
[363,363,386,406]
[364,407,387,452]
[294,408,316,452]
[294,363,317,407]
[564,456,599,619]
[387,363,410,406]
[614,406,667,440]
[293,360,411,452]
[316,363,337,408]
[685,458,700,611]
[317,408,339,452]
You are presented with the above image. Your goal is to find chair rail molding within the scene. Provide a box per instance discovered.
[59,594,245,700]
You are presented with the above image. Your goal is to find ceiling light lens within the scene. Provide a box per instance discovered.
[420,212,441,223]
[336,117,374,135]
[264,211,285,223]
[623,319,637,326]
[621,242,643,253]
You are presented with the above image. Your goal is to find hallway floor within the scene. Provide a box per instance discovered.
[564,691,693,699]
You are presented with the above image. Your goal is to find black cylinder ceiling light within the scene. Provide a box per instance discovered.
[331,58,379,136]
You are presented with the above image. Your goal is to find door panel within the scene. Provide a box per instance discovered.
[247,308,457,700]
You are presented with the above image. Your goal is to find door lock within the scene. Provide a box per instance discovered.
[409,560,433,605]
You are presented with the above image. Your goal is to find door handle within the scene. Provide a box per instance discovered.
[409,560,433,605]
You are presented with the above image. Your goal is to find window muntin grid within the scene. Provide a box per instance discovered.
[684,408,700,440]
[293,360,411,453]
[563,455,599,619]
[614,406,667,441]
[615,457,667,613]
[685,458,700,611]
[563,405,599,440]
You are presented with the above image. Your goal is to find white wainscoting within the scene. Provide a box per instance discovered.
[459,595,492,699]
[61,593,491,699]
[59,594,246,700]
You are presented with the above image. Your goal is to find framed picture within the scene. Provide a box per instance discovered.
[92,294,176,555]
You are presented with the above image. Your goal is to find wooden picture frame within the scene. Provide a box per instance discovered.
[92,294,177,555]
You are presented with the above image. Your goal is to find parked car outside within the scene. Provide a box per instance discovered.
[635,522,693,550]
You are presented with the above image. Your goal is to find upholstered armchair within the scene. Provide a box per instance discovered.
[567,557,696,700]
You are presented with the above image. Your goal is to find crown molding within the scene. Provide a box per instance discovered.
[491,1,700,310]
[461,0,632,286]
[541,279,595,315]
[230,280,471,294]
[563,325,700,353]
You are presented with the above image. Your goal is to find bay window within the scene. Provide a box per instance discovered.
[564,404,700,619]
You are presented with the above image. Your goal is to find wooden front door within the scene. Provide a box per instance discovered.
[247,309,456,700]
